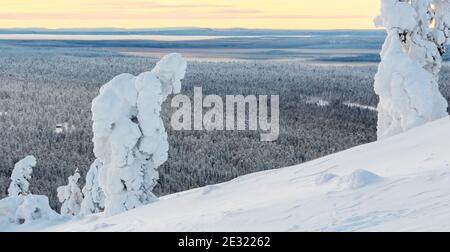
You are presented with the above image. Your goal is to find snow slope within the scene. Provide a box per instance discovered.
[18,117,450,231]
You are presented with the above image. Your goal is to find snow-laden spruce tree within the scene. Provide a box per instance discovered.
[0,156,60,226]
[57,169,83,216]
[91,53,187,216]
[80,159,105,215]
[374,0,450,139]
[8,155,37,197]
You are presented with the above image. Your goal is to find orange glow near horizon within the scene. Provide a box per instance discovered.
[0,0,380,30]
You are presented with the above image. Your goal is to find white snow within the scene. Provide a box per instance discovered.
[0,195,61,230]
[337,169,382,190]
[374,0,417,31]
[19,116,450,232]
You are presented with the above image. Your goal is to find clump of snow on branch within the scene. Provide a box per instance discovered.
[57,169,83,216]
[7,155,36,197]
[80,159,105,215]
[374,0,449,139]
[91,53,187,216]
[0,156,60,227]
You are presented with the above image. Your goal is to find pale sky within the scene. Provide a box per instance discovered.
[0,0,380,29]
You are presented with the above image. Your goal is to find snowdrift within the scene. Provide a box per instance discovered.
[12,117,450,231]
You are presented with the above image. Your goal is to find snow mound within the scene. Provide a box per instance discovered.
[338,169,382,190]
[0,195,60,227]
[315,173,337,185]
[202,185,220,195]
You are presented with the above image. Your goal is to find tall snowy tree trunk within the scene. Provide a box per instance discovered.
[374,0,449,139]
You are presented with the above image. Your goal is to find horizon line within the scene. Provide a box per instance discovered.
[0,27,382,32]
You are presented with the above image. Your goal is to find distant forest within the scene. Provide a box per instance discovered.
[1,44,449,209]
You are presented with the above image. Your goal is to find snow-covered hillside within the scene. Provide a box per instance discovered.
[9,117,450,231]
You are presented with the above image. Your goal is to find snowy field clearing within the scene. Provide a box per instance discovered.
[8,116,449,232]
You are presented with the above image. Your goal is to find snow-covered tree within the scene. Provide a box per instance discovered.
[91,53,187,216]
[80,159,105,215]
[1,155,60,226]
[8,156,37,197]
[374,0,449,139]
[57,169,83,216]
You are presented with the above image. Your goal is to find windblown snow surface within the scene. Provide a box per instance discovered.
[13,117,450,231]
